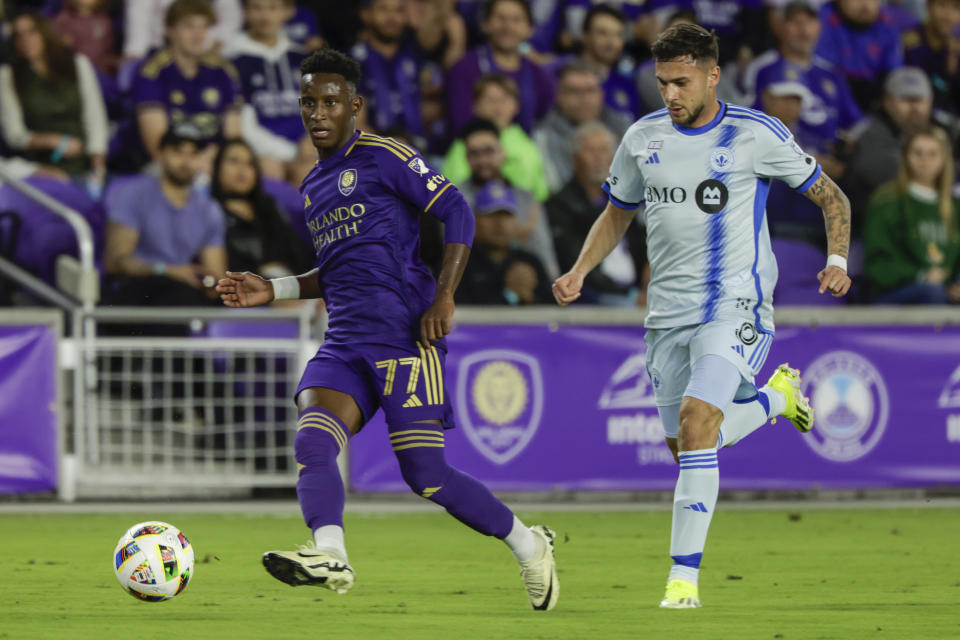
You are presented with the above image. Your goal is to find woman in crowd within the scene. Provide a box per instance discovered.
[211,138,312,278]
[0,12,108,193]
[865,125,960,304]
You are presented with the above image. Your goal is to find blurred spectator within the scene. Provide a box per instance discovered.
[284,3,324,52]
[578,5,638,121]
[559,1,646,53]
[133,0,243,164]
[814,0,904,111]
[547,122,646,306]
[224,0,306,180]
[52,0,116,74]
[846,66,934,229]
[443,74,548,201]
[123,0,243,60]
[743,0,862,176]
[351,0,428,144]
[456,181,552,305]
[103,125,226,306]
[0,12,107,188]
[408,0,467,69]
[902,0,960,117]
[534,60,630,193]
[865,125,960,303]
[210,138,311,275]
[446,0,555,134]
[636,8,695,115]
[456,118,559,277]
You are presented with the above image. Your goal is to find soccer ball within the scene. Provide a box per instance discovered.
[113,521,194,602]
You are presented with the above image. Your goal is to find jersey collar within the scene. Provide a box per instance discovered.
[317,129,362,170]
[672,100,726,136]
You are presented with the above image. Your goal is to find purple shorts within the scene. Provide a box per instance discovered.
[296,340,454,429]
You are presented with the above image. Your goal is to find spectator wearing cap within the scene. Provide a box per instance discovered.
[534,60,631,193]
[103,125,227,307]
[814,0,904,111]
[902,0,960,117]
[578,5,638,121]
[846,66,936,229]
[547,122,646,306]
[865,124,960,304]
[223,0,306,181]
[132,0,243,165]
[446,0,555,135]
[455,118,558,277]
[456,181,552,305]
[742,0,862,177]
[443,75,549,202]
[0,12,108,186]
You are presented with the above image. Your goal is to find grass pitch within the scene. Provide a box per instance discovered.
[1,506,958,640]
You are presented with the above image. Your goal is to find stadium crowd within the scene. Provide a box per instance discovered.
[1,0,959,308]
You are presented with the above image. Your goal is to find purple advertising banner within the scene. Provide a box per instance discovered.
[0,325,58,494]
[349,325,960,491]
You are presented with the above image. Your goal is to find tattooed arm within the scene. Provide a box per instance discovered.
[803,172,853,297]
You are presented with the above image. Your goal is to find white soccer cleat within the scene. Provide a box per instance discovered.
[519,525,559,611]
[262,542,355,594]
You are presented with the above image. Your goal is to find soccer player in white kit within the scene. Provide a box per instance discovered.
[553,24,852,609]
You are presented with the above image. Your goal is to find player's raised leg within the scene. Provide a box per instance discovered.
[389,418,559,610]
[262,387,362,594]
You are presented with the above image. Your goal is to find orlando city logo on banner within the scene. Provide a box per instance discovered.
[801,350,889,462]
[456,350,544,465]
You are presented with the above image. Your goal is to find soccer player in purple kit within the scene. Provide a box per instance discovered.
[215,48,559,611]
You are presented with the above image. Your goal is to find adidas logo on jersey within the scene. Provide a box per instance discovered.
[683,502,709,513]
[645,152,660,165]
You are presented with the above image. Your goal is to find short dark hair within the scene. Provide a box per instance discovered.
[460,118,500,141]
[583,5,626,34]
[482,0,533,25]
[165,0,216,28]
[300,48,362,90]
[651,23,719,66]
[472,73,519,103]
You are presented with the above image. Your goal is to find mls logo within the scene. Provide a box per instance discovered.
[456,350,544,465]
[695,179,728,214]
[801,351,889,462]
[709,147,734,172]
[407,157,429,175]
[338,169,357,196]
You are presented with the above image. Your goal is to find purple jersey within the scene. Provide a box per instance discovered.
[350,38,426,137]
[284,5,320,48]
[605,59,640,119]
[134,50,242,144]
[300,131,473,345]
[745,51,862,154]
[815,2,903,82]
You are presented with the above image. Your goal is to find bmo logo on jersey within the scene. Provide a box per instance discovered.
[696,179,728,214]
[644,185,687,204]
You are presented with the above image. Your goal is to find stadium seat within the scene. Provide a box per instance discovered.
[0,177,105,288]
[771,237,844,305]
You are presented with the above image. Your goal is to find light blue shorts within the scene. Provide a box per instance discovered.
[645,319,774,438]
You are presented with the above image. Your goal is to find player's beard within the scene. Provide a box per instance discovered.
[674,100,705,127]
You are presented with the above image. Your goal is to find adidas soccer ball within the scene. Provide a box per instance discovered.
[113,521,194,602]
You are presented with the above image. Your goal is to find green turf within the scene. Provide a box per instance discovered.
[1,507,958,639]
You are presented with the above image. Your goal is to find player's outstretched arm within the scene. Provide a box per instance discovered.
[553,201,636,306]
[421,242,470,345]
[803,173,853,298]
[216,269,322,307]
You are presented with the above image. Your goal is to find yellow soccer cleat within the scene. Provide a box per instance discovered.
[659,579,701,609]
[766,363,814,433]
[262,542,355,594]
[519,525,559,611]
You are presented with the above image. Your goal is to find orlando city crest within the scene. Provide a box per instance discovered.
[338,169,357,196]
[456,350,544,465]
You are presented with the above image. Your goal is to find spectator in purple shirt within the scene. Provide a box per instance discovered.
[578,4,638,120]
[133,0,243,166]
[902,0,960,117]
[815,0,904,110]
[446,0,555,134]
[104,124,227,306]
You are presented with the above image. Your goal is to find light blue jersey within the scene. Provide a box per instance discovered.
[603,101,822,333]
